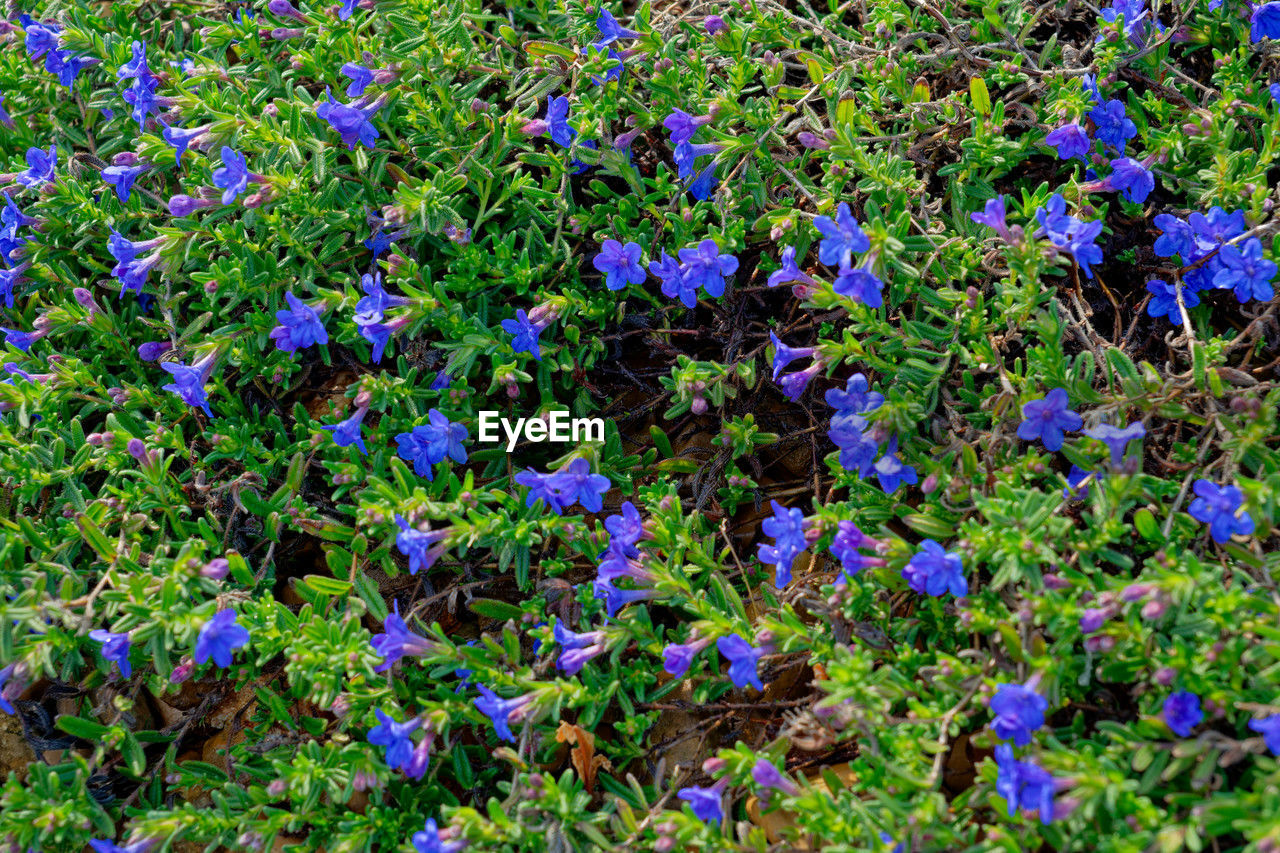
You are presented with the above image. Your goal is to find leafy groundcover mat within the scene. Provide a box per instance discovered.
[1,0,1279,850]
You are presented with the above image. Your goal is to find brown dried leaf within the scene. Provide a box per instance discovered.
[554,720,612,794]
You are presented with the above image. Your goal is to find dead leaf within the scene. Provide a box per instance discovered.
[554,721,612,794]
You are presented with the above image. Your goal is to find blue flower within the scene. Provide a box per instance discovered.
[594,8,639,45]
[1083,421,1145,466]
[316,87,382,150]
[394,514,449,575]
[989,682,1048,746]
[1063,464,1096,500]
[1016,388,1082,452]
[22,19,61,60]
[1045,123,1090,160]
[541,96,576,147]
[757,500,807,587]
[1213,238,1276,303]
[1145,278,1198,321]
[687,162,718,200]
[553,620,608,675]
[108,231,166,298]
[769,332,817,380]
[0,95,11,130]
[813,202,870,267]
[1089,99,1137,152]
[833,264,884,308]
[354,271,410,325]
[902,539,966,597]
[826,373,884,424]
[270,291,329,353]
[592,239,646,291]
[717,634,765,690]
[777,362,822,401]
[1108,157,1154,203]
[767,246,816,288]
[394,409,468,478]
[663,108,711,145]
[340,62,375,97]
[321,406,368,454]
[673,141,721,180]
[161,358,215,416]
[156,122,202,167]
[1248,714,1280,755]
[194,609,250,667]
[338,0,361,20]
[102,163,148,202]
[677,785,724,823]
[605,501,644,548]
[89,629,132,678]
[548,458,611,513]
[0,664,15,715]
[17,145,57,188]
[1188,206,1246,252]
[593,578,654,616]
[473,684,531,742]
[212,147,251,204]
[1163,691,1203,737]
[873,436,918,493]
[970,195,1011,240]
[514,468,571,513]
[994,744,1055,824]
[368,709,420,769]
[1188,480,1254,543]
[412,819,447,853]
[371,601,439,672]
[501,308,545,360]
[662,638,707,677]
[676,239,738,304]
[1251,2,1280,42]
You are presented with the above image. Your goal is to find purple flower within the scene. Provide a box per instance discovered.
[777,362,822,401]
[717,634,765,690]
[676,239,738,304]
[412,819,451,853]
[538,96,576,147]
[994,744,1055,824]
[160,354,216,416]
[605,501,644,548]
[1089,99,1137,152]
[338,0,361,20]
[704,14,727,34]
[194,609,250,667]
[678,784,724,823]
[593,578,655,616]
[17,145,56,188]
[830,520,878,580]
[593,239,646,291]
[664,108,712,145]
[989,682,1048,746]
[321,406,368,454]
[89,629,132,678]
[160,123,208,167]
[371,601,440,672]
[767,246,816,288]
[368,709,421,769]
[1163,691,1203,737]
[833,264,885,308]
[316,87,382,150]
[1145,278,1197,321]
[1213,238,1276,303]
[88,842,156,853]
[1252,2,1280,42]
[354,271,411,325]
[1188,480,1254,543]
[1016,388,1082,452]
[394,514,450,575]
[473,684,531,743]
[758,500,808,587]
[0,664,16,715]
[1045,123,1090,161]
[813,202,870,267]
[108,231,166,298]
[1079,606,1112,633]
[0,95,10,131]
[1083,421,1145,466]
[501,308,545,360]
[553,620,608,675]
[270,291,329,353]
[22,19,61,60]
[769,332,817,380]
[102,163,148,202]
[662,637,710,677]
[1108,157,1154,203]
[340,62,375,97]
[1248,714,1280,755]
[673,140,722,180]
[212,147,251,204]
[902,539,966,597]
[549,458,611,513]
[751,759,799,795]
[970,195,1012,241]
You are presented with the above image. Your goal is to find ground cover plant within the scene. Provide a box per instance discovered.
[1,0,1280,850]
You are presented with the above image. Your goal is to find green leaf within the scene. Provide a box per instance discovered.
[468,598,524,622]
[969,77,991,116]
